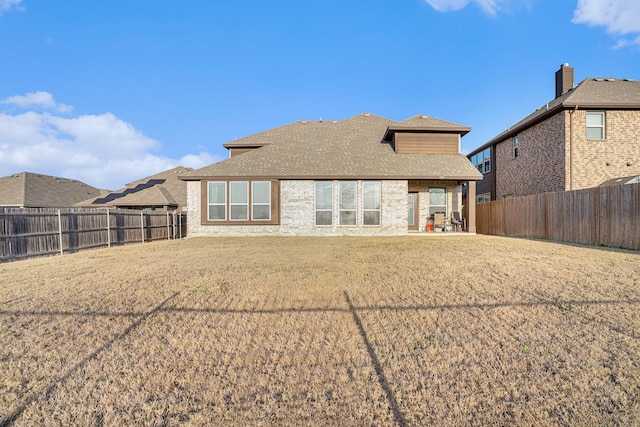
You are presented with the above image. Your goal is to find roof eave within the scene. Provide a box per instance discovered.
[384,126,471,141]
[222,142,270,149]
[180,174,483,181]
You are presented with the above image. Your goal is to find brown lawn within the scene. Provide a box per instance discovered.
[0,235,639,426]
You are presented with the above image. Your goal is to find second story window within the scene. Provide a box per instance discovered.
[483,148,491,173]
[513,136,519,158]
[471,148,491,174]
[586,112,605,140]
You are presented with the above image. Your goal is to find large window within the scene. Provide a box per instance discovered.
[229,181,249,220]
[315,181,333,226]
[471,148,491,174]
[252,181,271,220]
[206,181,275,224]
[429,188,446,217]
[363,182,381,226]
[339,181,357,226]
[208,182,227,220]
[315,180,382,227]
[586,112,605,139]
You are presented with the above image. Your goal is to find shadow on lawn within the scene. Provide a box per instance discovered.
[0,292,179,427]
[1,293,639,426]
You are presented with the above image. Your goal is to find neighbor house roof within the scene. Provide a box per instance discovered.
[182,113,482,181]
[0,172,103,208]
[469,77,640,156]
[600,175,640,186]
[76,166,192,209]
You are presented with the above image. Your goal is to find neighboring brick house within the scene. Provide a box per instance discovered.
[76,166,192,211]
[468,64,640,202]
[180,113,482,236]
[0,172,102,208]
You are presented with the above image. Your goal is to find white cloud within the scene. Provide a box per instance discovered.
[612,35,640,49]
[0,94,222,190]
[1,91,73,113]
[572,0,640,34]
[0,0,24,15]
[424,0,527,15]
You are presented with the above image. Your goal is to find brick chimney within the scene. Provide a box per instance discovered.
[555,63,574,98]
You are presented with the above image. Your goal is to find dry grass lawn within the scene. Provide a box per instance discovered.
[1,235,639,426]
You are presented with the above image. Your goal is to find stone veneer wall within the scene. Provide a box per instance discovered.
[495,111,566,199]
[186,180,408,236]
[569,110,640,190]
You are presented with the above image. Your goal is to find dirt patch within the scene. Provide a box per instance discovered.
[1,236,639,425]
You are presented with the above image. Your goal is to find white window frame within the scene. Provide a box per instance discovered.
[251,181,271,221]
[207,182,227,221]
[586,112,605,140]
[229,181,249,221]
[476,193,491,204]
[362,182,381,226]
[315,181,333,226]
[339,181,358,226]
[429,187,447,217]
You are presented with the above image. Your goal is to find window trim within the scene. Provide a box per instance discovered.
[586,111,605,140]
[339,181,358,226]
[207,181,227,221]
[251,181,272,221]
[314,181,334,226]
[229,181,249,221]
[471,149,491,174]
[476,193,491,204]
[362,181,381,226]
[513,136,519,158]
[201,180,279,225]
[428,187,447,217]
[483,148,491,173]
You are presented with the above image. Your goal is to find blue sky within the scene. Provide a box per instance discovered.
[0,0,638,189]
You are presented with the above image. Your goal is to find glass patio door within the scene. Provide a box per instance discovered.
[408,193,418,230]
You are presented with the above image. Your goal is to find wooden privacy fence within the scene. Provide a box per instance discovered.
[0,208,188,262]
[476,183,640,250]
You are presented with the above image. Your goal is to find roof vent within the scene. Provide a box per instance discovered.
[420,115,428,119]
[302,120,308,124]
[363,113,370,117]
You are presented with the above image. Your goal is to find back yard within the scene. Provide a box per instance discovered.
[1,236,639,426]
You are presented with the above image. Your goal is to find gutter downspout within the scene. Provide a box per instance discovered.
[568,105,578,191]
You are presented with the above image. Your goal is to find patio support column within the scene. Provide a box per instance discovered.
[467,180,476,233]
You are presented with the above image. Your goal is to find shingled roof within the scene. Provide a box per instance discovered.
[183,113,481,181]
[470,77,640,155]
[76,166,192,209]
[0,172,102,208]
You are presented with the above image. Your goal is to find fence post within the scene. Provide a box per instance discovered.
[167,211,171,240]
[57,209,64,256]
[106,210,111,248]
[140,211,145,243]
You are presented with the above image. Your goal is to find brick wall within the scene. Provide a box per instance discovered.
[570,110,640,189]
[495,111,566,199]
[186,180,408,236]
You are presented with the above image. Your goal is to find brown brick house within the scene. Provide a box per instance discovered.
[468,64,640,202]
